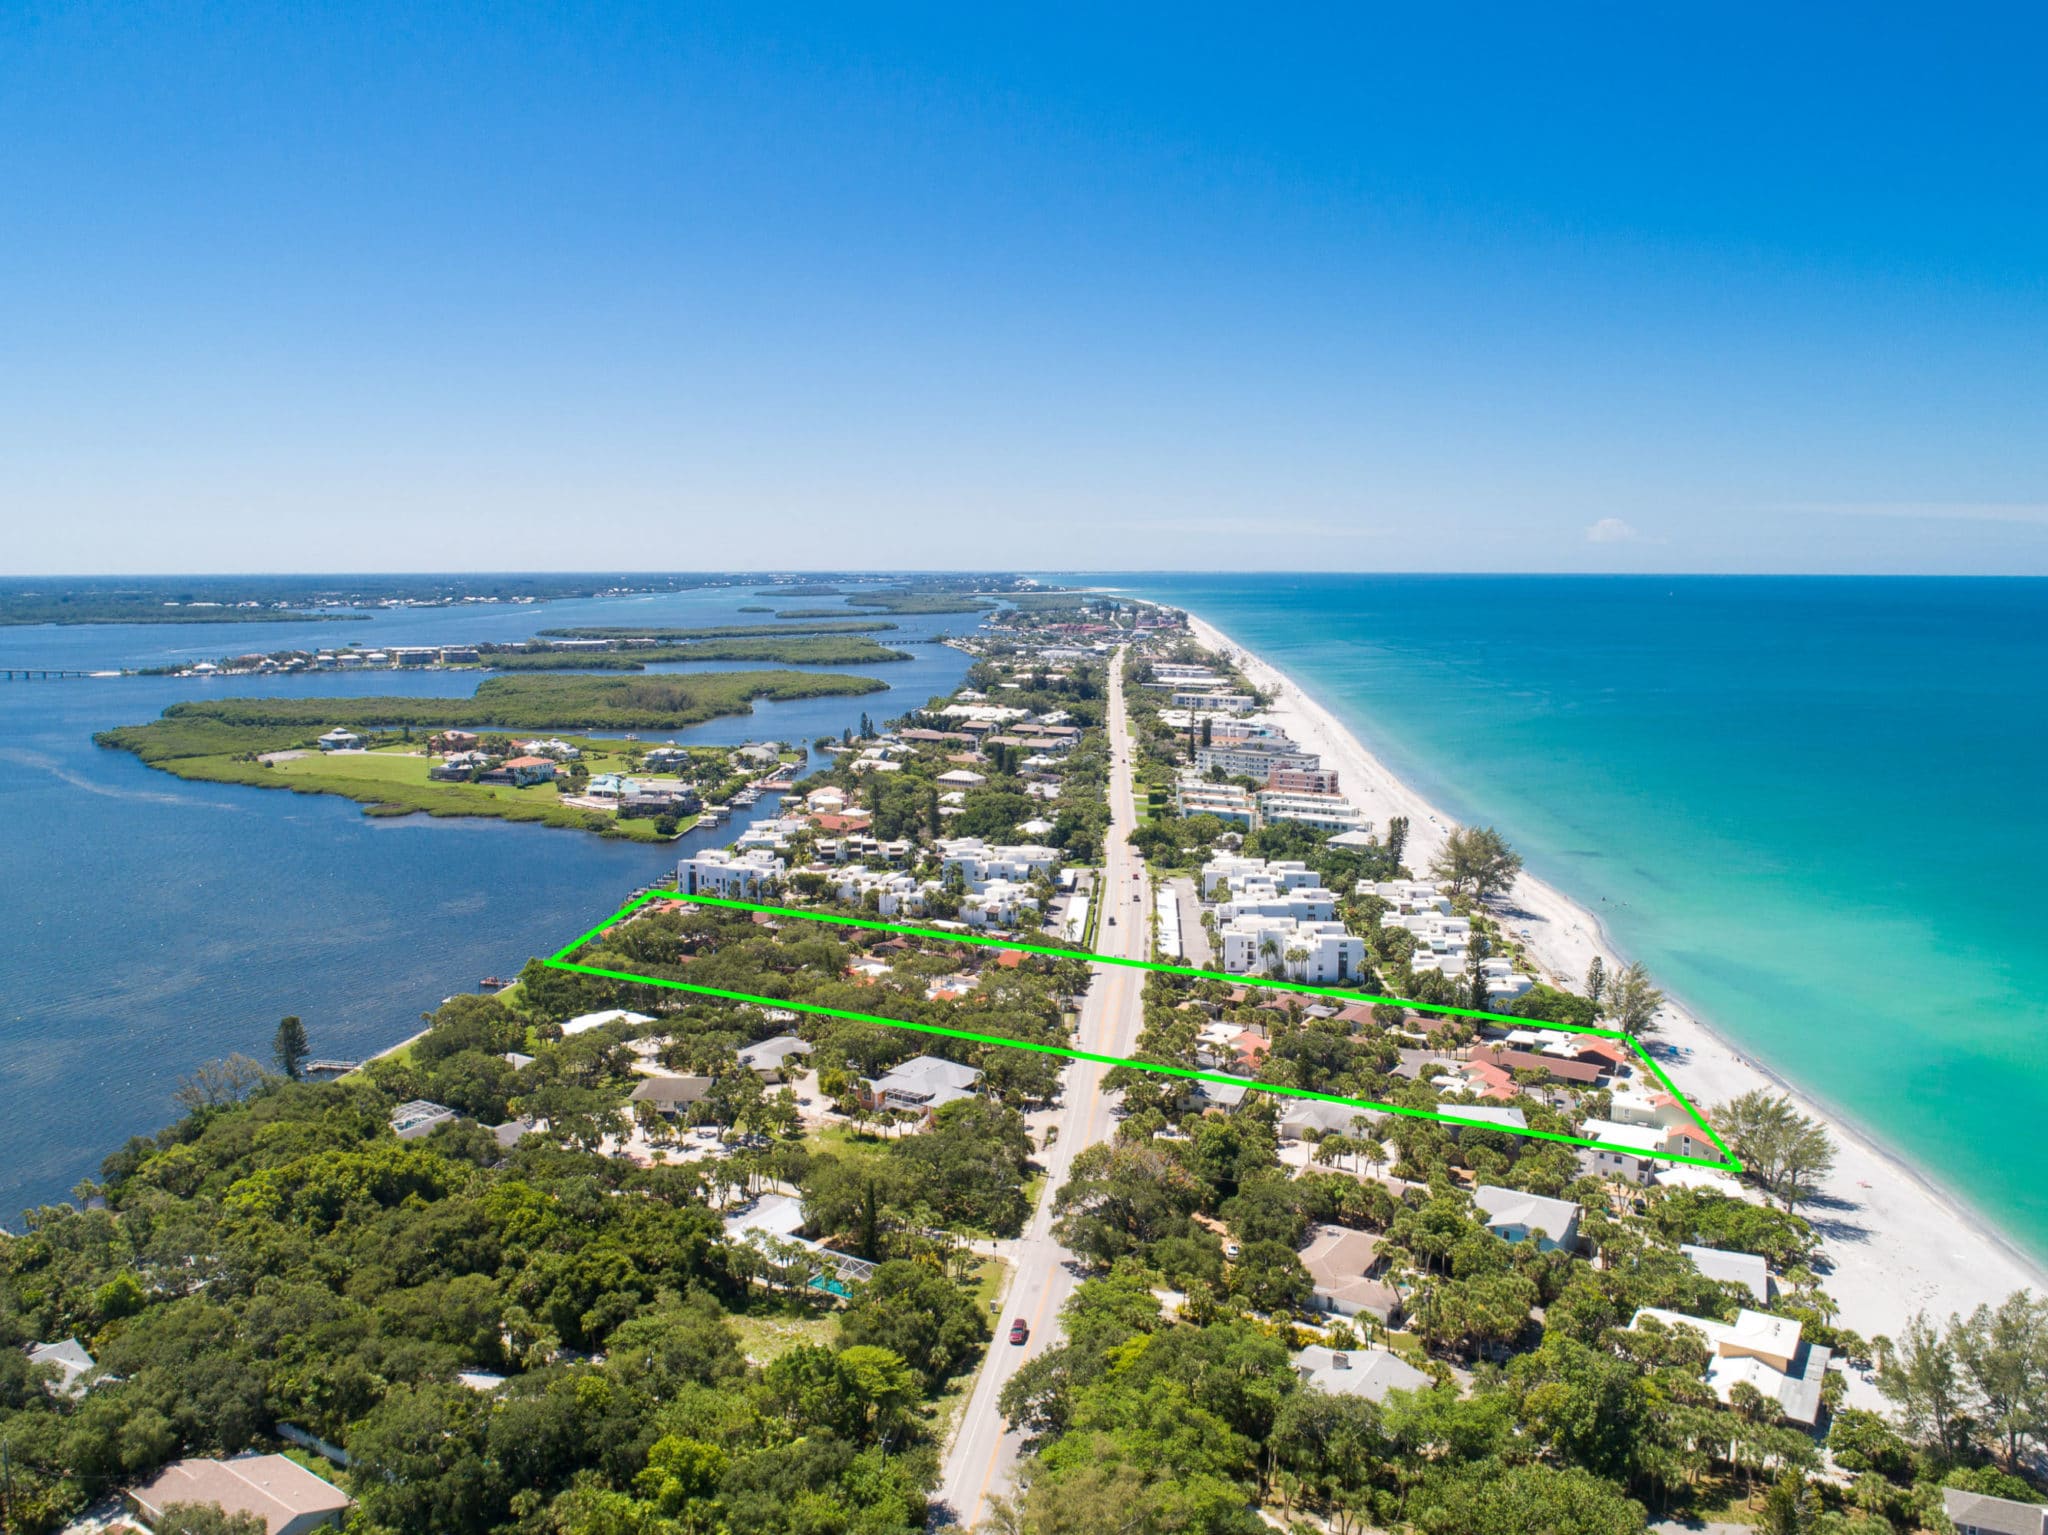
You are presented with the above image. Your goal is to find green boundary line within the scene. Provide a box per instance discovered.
[541,889,1740,1173]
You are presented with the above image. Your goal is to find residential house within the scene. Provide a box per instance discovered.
[390,1100,459,1140]
[1609,1085,1693,1130]
[561,1008,655,1036]
[1298,1224,1403,1322]
[1442,1103,1530,1136]
[1681,1244,1773,1304]
[1276,1098,1378,1142]
[1470,1045,1605,1088]
[859,1056,983,1122]
[1943,1488,2048,1535]
[1575,1118,1667,1183]
[1629,1307,1832,1426]
[128,1454,352,1535]
[429,729,480,753]
[501,755,557,787]
[316,728,362,751]
[1472,1185,1581,1251]
[26,1339,95,1397]
[1292,1344,1431,1403]
[739,1035,814,1081]
[629,1075,716,1115]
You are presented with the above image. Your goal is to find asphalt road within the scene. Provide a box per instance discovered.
[931,648,1150,1530]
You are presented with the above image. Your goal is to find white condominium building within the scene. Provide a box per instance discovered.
[961,879,1041,929]
[935,837,1060,890]
[1255,789,1367,833]
[1358,879,1453,914]
[679,847,786,899]
[1199,855,1325,899]
[1194,740,1320,778]
[1174,778,1257,824]
[1218,880,1337,923]
[1220,916,1366,985]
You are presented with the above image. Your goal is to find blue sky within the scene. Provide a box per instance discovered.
[3,3,2044,573]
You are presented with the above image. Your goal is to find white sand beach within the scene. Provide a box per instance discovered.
[1184,613,2047,1363]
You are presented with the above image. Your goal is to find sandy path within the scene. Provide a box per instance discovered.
[1185,613,2045,1360]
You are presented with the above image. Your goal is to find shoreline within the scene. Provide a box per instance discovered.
[1183,610,2048,1354]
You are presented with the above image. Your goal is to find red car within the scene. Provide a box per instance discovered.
[1008,1318,1029,1345]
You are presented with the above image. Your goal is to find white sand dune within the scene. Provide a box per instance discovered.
[1185,613,2045,1365]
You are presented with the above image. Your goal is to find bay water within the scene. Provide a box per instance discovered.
[0,589,969,1218]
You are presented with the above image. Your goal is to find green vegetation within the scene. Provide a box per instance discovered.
[104,670,887,736]
[1428,824,1525,901]
[1708,1090,1840,1212]
[88,740,692,841]
[0,575,735,625]
[844,592,996,614]
[484,636,913,669]
[537,621,899,639]
[92,681,817,839]
[0,969,1009,1532]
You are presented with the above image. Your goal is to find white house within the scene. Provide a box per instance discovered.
[1471,1185,1581,1251]
[1629,1307,1831,1426]
[560,1008,655,1036]
[1942,1488,2048,1535]
[860,1056,983,1118]
[316,728,363,751]
[679,847,785,899]
[1681,1244,1773,1304]
[1575,1118,1667,1184]
[1292,1345,1431,1403]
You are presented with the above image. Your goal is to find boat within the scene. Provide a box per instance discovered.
[480,976,508,989]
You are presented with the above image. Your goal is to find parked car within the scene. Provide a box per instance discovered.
[1009,1318,1029,1345]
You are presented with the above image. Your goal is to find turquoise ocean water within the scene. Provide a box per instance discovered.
[1123,575,2048,1264]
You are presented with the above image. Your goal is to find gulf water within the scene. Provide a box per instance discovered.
[1125,574,2048,1264]
[0,589,970,1219]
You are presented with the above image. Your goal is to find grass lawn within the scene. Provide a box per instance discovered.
[928,1256,1016,1446]
[729,1300,840,1365]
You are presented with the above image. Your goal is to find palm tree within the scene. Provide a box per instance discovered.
[1361,1138,1389,1180]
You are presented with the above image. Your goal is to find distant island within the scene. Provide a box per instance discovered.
[140,628,917,680]
[3,573,1049,625]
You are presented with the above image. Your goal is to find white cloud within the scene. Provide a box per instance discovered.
[1585,517,1640,544]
